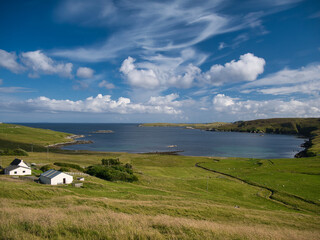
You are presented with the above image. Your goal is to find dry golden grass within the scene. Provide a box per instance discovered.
[1,195,320,240]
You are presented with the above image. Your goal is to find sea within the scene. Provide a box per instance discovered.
[17,123,306,159]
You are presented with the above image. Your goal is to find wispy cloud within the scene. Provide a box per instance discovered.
[0,87,34,93]
[52,0,281,64]
[241,64,320,95]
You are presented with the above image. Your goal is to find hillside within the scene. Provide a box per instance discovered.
[1,152,320,239]
[0,123,74,152]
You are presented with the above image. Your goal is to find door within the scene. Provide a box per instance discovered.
[63,178,66,184]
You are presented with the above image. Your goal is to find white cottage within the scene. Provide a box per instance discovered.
[4,159,32,176]
[40,169,73,185]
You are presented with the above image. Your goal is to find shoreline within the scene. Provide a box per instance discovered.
[47,135,93,148]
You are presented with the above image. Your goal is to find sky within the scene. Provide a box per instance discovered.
[0,0,319,123]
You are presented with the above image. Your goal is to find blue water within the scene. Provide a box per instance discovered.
[17,123,306,159]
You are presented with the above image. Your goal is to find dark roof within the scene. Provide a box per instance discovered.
[40,169,63,179]
[10,158,23,166]
[9,158,30,167]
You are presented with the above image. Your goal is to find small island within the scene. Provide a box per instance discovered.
[90,130,114,134]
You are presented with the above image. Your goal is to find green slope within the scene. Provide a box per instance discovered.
[0,123,73,152]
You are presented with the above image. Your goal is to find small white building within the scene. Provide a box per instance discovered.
[40,169,73,185]
[4,159,32,176]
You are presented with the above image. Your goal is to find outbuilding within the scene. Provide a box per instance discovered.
[4,159,31,176]
[40,169,73,185]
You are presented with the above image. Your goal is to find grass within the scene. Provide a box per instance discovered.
[0,123,73,151]
[0,121,320,239]
[1,151,320,239]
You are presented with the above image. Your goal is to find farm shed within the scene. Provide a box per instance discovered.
[40,169,73,185]
[4,159,31,176]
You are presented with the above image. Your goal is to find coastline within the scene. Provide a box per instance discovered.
[47,135,93,148]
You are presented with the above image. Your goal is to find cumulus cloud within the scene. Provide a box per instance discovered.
[212,94,320,119]
[0,49,25,73]
[21,50,73,78]
[202,53,266,86]
[120,57,160,89]
[98,80,115,89]
[242,64,320,95]
[120,56,202,89]
[0,94,184,115]
[76,67,94,78]
[120,53,265,89]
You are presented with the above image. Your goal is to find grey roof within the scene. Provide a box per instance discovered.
[40,169,63,179]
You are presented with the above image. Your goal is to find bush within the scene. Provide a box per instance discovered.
[59,167,70,172]
[0,148,28,156]
[40,164,52,172]
[54,162,83,171]
[86,165,138,182]
[101,158,120,166]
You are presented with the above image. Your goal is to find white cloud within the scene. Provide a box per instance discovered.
[76,67,94,78]
[218,42,226,50]
[1,94,185,115]
[242,64,320,95]
[202,53,266,86]
[0,87,34,93]
[212,94,320,119]
[120,57,160,89]
[0,49,25,73]
[120,53,265,89]
[120,56,202,89]
[21,50,73,78]
[98,80,115,89]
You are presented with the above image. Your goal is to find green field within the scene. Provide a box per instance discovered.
[0,121,320,239]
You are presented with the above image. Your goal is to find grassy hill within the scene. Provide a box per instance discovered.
[0,121,319,239]
[0,123,73,152]
[0,152,320,239]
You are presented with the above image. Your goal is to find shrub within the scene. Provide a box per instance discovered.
[54,162,83,171]
[86,165,138,182]
[40,165,52,172]
[101,158,120,166]
[59,167,70,172]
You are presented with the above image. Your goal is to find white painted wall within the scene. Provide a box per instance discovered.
[40,172,73,185]
[5,167,31,176]
[17,160,29,168]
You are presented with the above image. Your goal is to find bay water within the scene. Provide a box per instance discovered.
[18,123,306,159]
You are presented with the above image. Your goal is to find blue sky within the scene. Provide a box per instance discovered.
[0,0,319,123]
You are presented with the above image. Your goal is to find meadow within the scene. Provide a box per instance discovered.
[0,122,319,239]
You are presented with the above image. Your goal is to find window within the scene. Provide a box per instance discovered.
[14,171,17,174]
[23,171,25,173]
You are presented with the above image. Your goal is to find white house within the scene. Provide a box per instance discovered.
[40,169,73,185]
[4,159,32,176]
